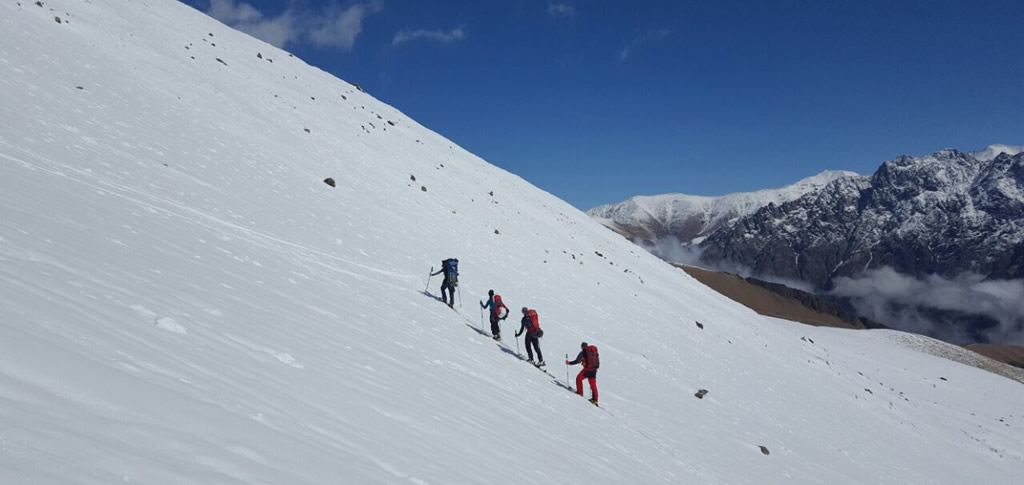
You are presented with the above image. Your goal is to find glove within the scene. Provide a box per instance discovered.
[565,360,571,365]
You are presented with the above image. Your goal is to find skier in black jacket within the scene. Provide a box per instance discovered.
[516,307,544,366]
[430,258,458,307]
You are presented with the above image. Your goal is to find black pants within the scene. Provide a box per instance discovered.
[489,314,502,337]
[525,332,543,361]
[440,280,455,304]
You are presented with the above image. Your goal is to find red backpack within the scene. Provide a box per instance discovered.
[524,309,540,332]
[585,345,600,369]
[493,295,508,318]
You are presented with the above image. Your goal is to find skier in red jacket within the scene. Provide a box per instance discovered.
[566,342,599,404]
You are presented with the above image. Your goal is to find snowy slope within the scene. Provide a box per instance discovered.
[1,1,1023,484]
[587,170,857,246]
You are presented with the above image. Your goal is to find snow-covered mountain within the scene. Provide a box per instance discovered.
[972,144,1024,162]
[587,170,856,250]
[2,1,1024,483]
[700,146,1024,287]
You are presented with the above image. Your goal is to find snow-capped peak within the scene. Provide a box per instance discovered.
[587,169,859,244]
[971,143,1024,162]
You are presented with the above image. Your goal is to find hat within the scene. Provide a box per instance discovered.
[522,307,528,313]
[581,341,588,348]
[488,289,494,297]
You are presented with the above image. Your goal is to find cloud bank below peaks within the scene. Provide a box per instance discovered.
[831,267,1024,345]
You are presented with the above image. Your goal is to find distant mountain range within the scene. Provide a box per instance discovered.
[589,144,1024,286]
[699,145,1024,288]
[588,170,856,250]
[589,144,1024,344]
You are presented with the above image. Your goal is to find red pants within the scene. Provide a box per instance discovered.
[575,369,598,402]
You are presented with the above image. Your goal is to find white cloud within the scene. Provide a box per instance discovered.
[830,267,1024,344]
[619,28,672,61]
[207,0,262,23]
[205,0,380,50]
[309,1,383,49]
[238,12,297,48]
[206,0,297,48]
[392,27,466,46]
[547,2,576,19]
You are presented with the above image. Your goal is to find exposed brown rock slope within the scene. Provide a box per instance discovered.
[675,264,862,329]
[967,344,1024,370]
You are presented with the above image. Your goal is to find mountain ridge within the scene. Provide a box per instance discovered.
[588,170,857,248]
[700,147,1024,285]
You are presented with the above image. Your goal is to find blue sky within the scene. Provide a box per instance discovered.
[183,0,1024,209]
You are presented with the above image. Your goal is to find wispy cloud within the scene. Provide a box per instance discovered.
[618,28,672,61]
[309,2,383,49]
[547,2,576,19]
[206,0,381,50]
[831,267,1024,344]
[392,27,466,46]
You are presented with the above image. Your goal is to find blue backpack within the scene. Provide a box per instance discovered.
[444,259,459,283]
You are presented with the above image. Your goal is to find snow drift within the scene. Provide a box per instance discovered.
[1,1,1023,483]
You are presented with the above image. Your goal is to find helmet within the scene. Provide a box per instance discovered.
[488,289,494,297]
[581,341,588,349]
[522,307,528,314]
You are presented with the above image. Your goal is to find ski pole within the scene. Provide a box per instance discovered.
[457,286,463,308]
[515,332,520,356]
[425,267,433,293]
[480,304,485,334]
[565,353,570,389]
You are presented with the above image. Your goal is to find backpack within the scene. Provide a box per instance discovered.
[524,309,540,333]
[493,295,508,318]
[444,259,459,284]
[585,345,600,369]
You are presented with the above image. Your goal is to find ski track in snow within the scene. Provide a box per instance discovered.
[0,0,1023,484]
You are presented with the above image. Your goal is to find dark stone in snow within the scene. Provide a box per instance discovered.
[323,178,336,187]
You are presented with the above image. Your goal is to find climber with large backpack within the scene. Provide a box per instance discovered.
[430,258,459,308]
[479,289,509,341]
[566,342,600,405]
[516,307,544,366]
